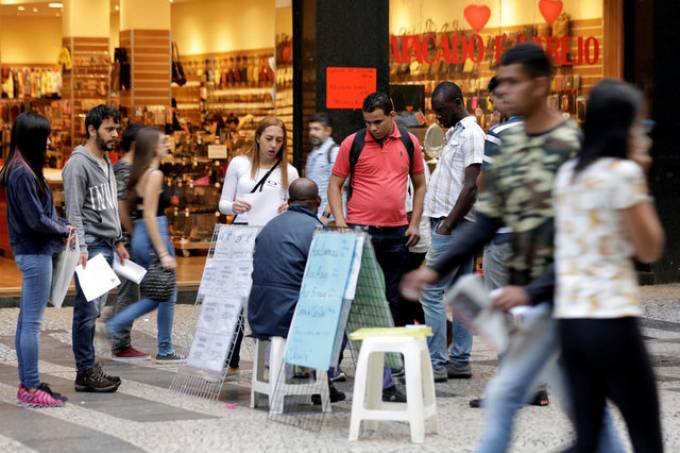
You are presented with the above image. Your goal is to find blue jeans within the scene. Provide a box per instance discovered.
[107,217,176,356]
[15,254,54,388]
[483,233,512,291]
[420,220,474,369]
[73,239,114,372]
[476,303,624,453]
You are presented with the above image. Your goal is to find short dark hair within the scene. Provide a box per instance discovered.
[309,112,332,128]
[121,123,143,152]
[501,43,553,78]
[488,76,499,93]
[226,114,239,126]
[432,81,463,102]
[85,104,121,138]
[362,92,393,115]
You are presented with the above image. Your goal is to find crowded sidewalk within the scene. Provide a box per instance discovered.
[1,285,680,452]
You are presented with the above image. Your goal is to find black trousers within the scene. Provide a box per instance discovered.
[356,225,408,327]
[560,317,663,453]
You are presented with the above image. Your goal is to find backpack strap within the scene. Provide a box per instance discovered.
[347,129,366,200]
[397,126,415,174]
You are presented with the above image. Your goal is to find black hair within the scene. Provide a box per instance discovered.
[488,76,499,94]
[226,114,239,126]
[85,104,121,138]
[432,81,463,102]
[121,123,144,152]
[362,92,393,115]
[0,112,51,192]
[171,98,178,108]
[501,43,553,78]
[575,79,645,174]
[309,112,332,128]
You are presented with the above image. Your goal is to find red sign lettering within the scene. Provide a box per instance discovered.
[389,32,602,67]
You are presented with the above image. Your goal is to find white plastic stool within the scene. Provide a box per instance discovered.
[349,334,437,443]
[250,336,331,415]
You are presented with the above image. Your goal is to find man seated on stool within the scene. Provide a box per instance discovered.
[247,178,407,404]
[247,178,346,402]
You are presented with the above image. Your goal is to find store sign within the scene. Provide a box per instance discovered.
[390,33,601,67]
[326,67,377,109]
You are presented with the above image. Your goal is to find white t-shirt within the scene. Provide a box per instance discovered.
[424,115,485,221]
[554,158,652,319]
[406,158,431,254]
[218,155,299,224]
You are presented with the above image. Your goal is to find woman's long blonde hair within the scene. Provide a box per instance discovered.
[249,117,290,188]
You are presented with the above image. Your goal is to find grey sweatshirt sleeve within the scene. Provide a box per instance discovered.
[63,160,88,255]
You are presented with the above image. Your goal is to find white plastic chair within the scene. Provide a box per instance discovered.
[349,332,437,443]
[250,336,331,415]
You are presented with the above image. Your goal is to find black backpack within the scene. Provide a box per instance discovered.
[347,126,415,200]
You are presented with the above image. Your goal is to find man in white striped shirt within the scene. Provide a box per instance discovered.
[420,81,485,383]
[479,77,523,291]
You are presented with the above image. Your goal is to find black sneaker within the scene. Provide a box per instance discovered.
[75,364,121,393]
[469,398,484,408]
[38,383,68,402]
[382,385,407,403]
[447,362,472,379]
[312,384,346,405]
[155,352,185,363]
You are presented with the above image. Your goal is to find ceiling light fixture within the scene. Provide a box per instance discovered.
[48,2,64,9]
[17,6,25,11]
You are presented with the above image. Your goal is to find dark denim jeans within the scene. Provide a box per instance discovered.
[72,239,114,372]
[349,224,408,326]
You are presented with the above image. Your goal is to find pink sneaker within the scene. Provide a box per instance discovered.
[17,386,65,408]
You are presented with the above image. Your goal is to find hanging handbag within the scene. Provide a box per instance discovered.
[49,232,79,308]
[140,252,176,301]
[231,159,280,224]
[171,42,187,87]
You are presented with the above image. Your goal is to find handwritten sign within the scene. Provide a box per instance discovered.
[187,225,259,374]
[285,232,357,370]
[326,67,377,109]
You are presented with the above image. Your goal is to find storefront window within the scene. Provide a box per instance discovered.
[389,0,606,135]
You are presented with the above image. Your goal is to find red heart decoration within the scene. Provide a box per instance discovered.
[539,0,563,26]
[463,4,491,33]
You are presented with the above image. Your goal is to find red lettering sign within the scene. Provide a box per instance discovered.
[389,32,601,67]
[326,67,377,110]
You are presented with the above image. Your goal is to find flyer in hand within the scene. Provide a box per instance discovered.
[443,274,509,354]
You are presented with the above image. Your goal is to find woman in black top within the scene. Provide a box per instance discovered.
[105,128,182,362]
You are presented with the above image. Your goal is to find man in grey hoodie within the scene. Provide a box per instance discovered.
[63,104,129,393]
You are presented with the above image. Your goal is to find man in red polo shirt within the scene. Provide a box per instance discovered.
[328,92,426,327]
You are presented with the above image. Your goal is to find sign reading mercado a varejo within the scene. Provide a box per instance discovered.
[390,2,602,67]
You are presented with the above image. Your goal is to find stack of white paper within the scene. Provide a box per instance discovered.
[113,256,147,284]
[75,254,121,302]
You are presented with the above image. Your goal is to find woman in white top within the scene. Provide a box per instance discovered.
[553,80,664,453]
[217,116,298,371]
[219,116,299,225]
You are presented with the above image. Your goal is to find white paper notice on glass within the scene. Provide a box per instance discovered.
[75,253,121,302]
[240,190,283,226]
[113,255,147,285]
